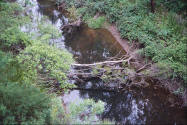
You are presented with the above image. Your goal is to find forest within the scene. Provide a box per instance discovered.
[0,0,186,124]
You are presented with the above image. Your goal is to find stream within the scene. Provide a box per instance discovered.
[24,0,186,124]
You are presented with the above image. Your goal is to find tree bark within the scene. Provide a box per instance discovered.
[150,0,155,13]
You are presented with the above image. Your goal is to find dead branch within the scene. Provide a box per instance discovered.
[106,50,122,61]
[72,59,128,67]
[136,63,151,73]
[68,53,152,92]
[71,87,117,92]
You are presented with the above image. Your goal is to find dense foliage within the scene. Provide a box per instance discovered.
[0,2,30,52]
[0,83,50,124]
[63,0,187,86]
[0,1,75,124]
[17,42,74,88]
[0,51,20,83]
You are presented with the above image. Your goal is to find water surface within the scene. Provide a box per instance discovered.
[63,79,186,124]
[65,25,126,63]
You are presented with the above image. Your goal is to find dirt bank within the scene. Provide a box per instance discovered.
[105,24,131,53]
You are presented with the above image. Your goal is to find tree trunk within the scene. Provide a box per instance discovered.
[150,0,155,13]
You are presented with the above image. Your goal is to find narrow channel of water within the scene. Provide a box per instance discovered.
[26,0,187,124]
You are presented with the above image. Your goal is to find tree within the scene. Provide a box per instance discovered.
[150,0,155,13]
[0,83,50,124]
[17,42,74,89]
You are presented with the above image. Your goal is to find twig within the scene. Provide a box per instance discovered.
[136,63,151,73]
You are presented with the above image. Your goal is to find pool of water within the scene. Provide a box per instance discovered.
[26,0,187,124]
[64,25,126,63]
[63,79,186,124]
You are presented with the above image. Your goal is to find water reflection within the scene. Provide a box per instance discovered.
[37,0,68,28]
[65,25,126,63]
[66,79,186,124]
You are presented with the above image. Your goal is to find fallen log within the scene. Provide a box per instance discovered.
[71,87,118,92]
[68,72,101,79]
[72,59,128,67]
[68,55,152,91]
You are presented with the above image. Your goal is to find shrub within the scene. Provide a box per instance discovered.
[0,51,22,83]
[37,18,61,43]
[49,97,113,124]
[49,97,67,124]
[17,42,74,88]
[87,16,106,29]
[0,2,31,52]
[68,99,106,124]
[0,83,50,124]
